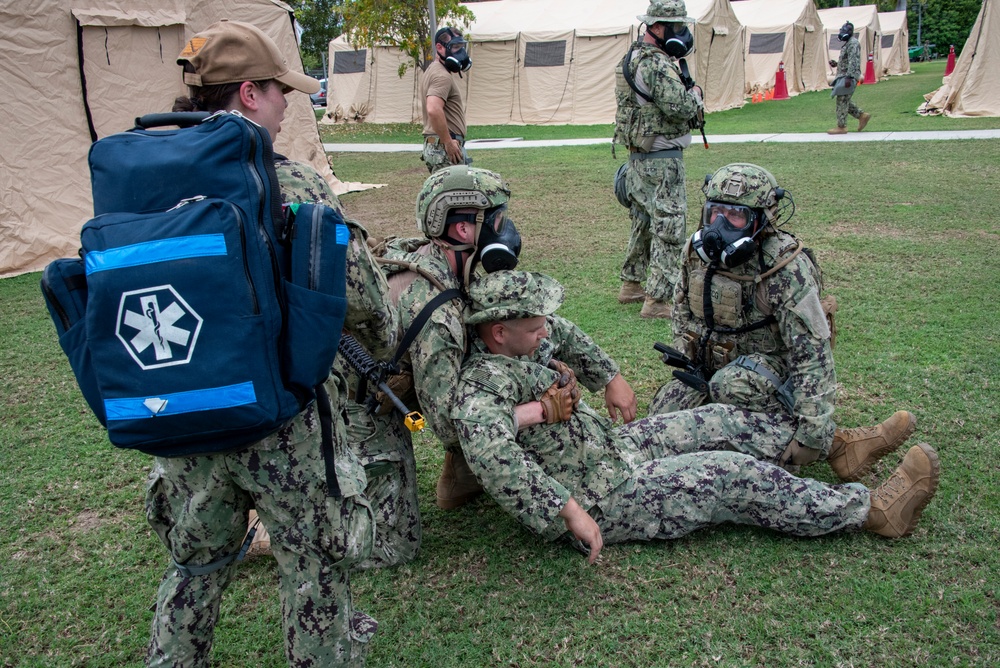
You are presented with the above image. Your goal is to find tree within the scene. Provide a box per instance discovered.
[287,0,344,71]
[909,0,982,54]
[341,0,475,77]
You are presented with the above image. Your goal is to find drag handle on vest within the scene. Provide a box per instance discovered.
[338,333,425,432]
[653,342,711,395]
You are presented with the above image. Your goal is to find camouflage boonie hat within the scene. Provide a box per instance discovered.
[415,165,510,238]
[702,163,779,208]
[466,271,564,325]
[637,0,694,25]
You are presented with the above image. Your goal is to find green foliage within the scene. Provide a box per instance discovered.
[341,0,474,76]
[288,0,343,71]
[909,0,984,54]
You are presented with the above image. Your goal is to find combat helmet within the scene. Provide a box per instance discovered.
[702,162,781,211]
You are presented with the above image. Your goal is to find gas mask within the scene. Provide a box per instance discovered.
[445,205,522,285]
[441,37,473,73]
[651,23,694,59]
[838,22,854,42]
[690,202,765,268]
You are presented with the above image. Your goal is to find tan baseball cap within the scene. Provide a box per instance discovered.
[177,20,319,95]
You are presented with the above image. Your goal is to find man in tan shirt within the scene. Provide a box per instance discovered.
[420,26,471,173]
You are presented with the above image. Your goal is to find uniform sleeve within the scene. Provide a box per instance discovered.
[424,67,452,101]
[640,56,702,124]
[766,256,837,451]
[342,221,397,359]
[452,363,572,538]
[276,159,344,212]
[541,315,619,392]
[671,255,697,352]
[407,298,467,451]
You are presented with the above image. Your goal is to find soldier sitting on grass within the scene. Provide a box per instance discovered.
[451,270,940,564]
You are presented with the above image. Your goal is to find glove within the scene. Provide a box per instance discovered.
[779,440,822,469]
[540,378,581,424]
[829,59,837,69]
[547,359,577,390]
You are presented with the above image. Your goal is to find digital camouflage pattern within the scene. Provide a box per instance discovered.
[414,165,510,239]
[702,163,779,209]
[650,228,837,454]
[613,40,701,300]
[466,270,564,325]
[275,158,344,212]
[637,0,693,24]
[421,138,469,175]
[452,343,870,548]
[835,36,864,128]
[146,160,395,667]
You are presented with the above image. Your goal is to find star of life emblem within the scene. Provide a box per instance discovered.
[116,285,203,370]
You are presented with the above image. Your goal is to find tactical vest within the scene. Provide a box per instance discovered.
[682,232,819,373]
[613,42,691,152]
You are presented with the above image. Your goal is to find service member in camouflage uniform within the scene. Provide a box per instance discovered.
[383,166,638,509]
[420,26,472,173]
[147,22,393,666]
[614,0,704,318]
[649,163,914,482]
[452,270,941,563]
[828,21,871,135]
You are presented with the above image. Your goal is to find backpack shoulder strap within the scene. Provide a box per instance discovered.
[623,48,654,103]
[390,287,463,369]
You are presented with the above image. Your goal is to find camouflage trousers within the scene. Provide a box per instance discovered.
[420,137,469,173]
[620,155,687,301]
[145,403,377,667]
[345,401,422,570]
[586,405,869,546]
[835,93,863,127]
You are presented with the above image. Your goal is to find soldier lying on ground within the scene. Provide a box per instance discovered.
[451,270,940,564]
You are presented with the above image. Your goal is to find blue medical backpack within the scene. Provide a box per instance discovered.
[41,111,348,457]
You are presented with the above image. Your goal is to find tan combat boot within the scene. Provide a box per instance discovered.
[618,281,645,304]
[826,126,848,135]
[245,509,272,558]
[827,410,917,482]
[864,443,940,538]
[436,450,483,510]
[639,296,672,319]
[858,112,871,131]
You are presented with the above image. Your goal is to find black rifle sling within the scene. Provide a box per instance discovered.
[623,48,654,104]
[391,288,464,369]
[315,383,341,498]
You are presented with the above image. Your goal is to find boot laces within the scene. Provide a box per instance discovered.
[840,424,879,441]
[872,472,906,504]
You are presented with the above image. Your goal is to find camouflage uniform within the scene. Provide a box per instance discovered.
[146,159,395,667]
[649,165,836,458]
[614,27,703,301]
[420,58,468,173]
[452,271,869,551]
[835,35,864,128]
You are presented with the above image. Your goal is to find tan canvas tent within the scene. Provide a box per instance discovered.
[817,5,883,82]
[324,0,746,126]
[730,0,829,96]
[879,11,912,76]
[0,0,335,278]
[919,0,1000,117]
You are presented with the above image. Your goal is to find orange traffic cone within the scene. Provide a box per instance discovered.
[862,53,876,84]
[773,62,789,100]
[765,87,774,101]
[945,44,956,76]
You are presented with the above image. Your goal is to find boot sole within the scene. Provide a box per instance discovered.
[841,411,917,482]
[618,295,646,304]
[897,442,941,537]
[435,490,483,510]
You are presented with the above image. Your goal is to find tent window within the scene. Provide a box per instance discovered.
[749,33,785,54]
[828,35,844,51]
[334,50,367,74]
[524,40,566,67]
[882,34,895,49]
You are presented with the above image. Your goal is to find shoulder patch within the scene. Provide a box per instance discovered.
[463,364,505,396]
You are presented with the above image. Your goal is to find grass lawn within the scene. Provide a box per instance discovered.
[3,59,999,667]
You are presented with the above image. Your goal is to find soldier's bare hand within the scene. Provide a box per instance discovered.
[559,498,603,564]
[446,139,464,165]
[604,373,637,424]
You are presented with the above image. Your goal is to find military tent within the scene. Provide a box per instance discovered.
[324,0,746,127]
[817,5,883,82]
[0,0,335,278]
[878,11,912,76]
[730,0,829,96]
[919,0,1000,117]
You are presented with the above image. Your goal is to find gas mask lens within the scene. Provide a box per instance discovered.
[692,202,759,267]
[701,203,753,231]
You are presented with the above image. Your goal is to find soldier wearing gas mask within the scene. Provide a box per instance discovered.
[380,166,524,510]
[613,0,704,319]
[649,163,917,481]
[420,26,472,173]
[828,21,870,135]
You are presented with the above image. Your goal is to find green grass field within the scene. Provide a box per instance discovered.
[2,58,999,667]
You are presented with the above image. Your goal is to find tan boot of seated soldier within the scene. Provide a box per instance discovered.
[618,281,645,304]
[436,450,483,510]
[865,443,940,538]
[828,410,917,482]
